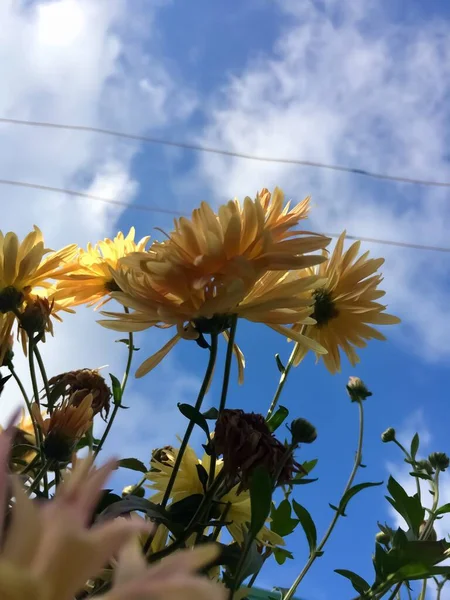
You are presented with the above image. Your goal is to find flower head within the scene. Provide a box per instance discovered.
[292,232,400,373]
[0,227,76,362]
[33,393,94,463]
[100,263,327,378]
[48,368,112,419]
[214,409,299,488]
[55,228,150,308]
[146,443,283,547]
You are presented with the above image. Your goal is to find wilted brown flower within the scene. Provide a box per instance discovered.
[149,446,176,472]
[213,409,298,488]
[48,368,111,418]
[33,393,94,463]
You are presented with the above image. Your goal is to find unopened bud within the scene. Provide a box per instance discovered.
[1,335,14,367]
[122,485,145,498]
[375,531,390,546]
[416,459,433,475]
[290,418,317,444]
[347,376,372,402]
[429,452,450,472]
[381,427,396,443]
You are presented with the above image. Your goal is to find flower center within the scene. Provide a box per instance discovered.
[105,279,121,292]
[193,314,236,335]
[0,286,24,314]
[312,288,338,326]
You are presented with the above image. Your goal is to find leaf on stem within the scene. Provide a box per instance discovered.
[338,481,383,516]
[249,466,273,538]
[178,403,210,438]
[292,500,317,556]
[109,373,122,406]
[270,499,299,537]
[386,476,425,536]
[266,405,289,433]
[335,569,371,595]
[118,458,147,473]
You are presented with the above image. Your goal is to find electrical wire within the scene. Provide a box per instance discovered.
[0,176,448,253]
[1,117,450,188]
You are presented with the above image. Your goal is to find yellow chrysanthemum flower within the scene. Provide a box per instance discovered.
[292,231,401,373]
[146,444,284,548]
[100,268,326,378]
[55,227,150,308]
[0,226,76,361]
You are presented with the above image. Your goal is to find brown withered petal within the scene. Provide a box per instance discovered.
[213,409,298,489]
[48,368,111,419]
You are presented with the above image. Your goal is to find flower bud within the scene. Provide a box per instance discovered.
[290,418,317,444]
[122,485,145,498]
[416,459,433,475]
[428,452,450,472]
[347,376,372,402]
[375,531,390,546]
[381,427,396,443]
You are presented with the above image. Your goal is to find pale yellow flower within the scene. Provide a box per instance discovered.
[55,227,150,308]
[147,444,284,548]
[292,231,400,373]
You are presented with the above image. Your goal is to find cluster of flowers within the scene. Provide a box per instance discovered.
[0,187,399,598]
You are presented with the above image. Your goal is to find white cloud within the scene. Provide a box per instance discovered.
[0,0,197,454]
[192,0,450,361]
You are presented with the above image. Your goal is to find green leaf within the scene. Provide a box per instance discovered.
[178,403,210,438]
[168,494,206,528]
[99,496,172,527]
[196,464,209,492]
[290,477,318,486]
[249,466,272,538]
[292,500,317,555]
[410,471,433,481]
[387,476,425,536]
[435,503,450,517]
[116,338,140,351]
[94,489,122,515]
[118,458,147,473]
[302,458,318,474]
[109,373,122,406]
[335,569,370,594]
[270,500,299,537]
[339,481,383,515]
[266,406,289,433]
[273,547,294,565]
[202,407,219,420]
[411,433,420,460]
[275,353,285,373]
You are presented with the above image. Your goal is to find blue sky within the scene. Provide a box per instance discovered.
[2,0,450,598]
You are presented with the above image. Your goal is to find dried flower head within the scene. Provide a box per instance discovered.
[214,409,299,488]
[48,368,112,419]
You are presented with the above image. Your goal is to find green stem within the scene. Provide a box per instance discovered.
[161,333,218,508]
[421,471,440,540]
[419,580,427,600]
[94,312,134,459]
[6,360,40,446]
[27,461,50,495]
[28,338,48,497]
[283,400,365,600]
[393,439,420,501]
[267,326,305,419]
[209,317,238,485]
[33,346,51,412]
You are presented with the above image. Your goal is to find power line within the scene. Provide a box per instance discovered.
[1,116,450,188]
[1,176,449,254]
